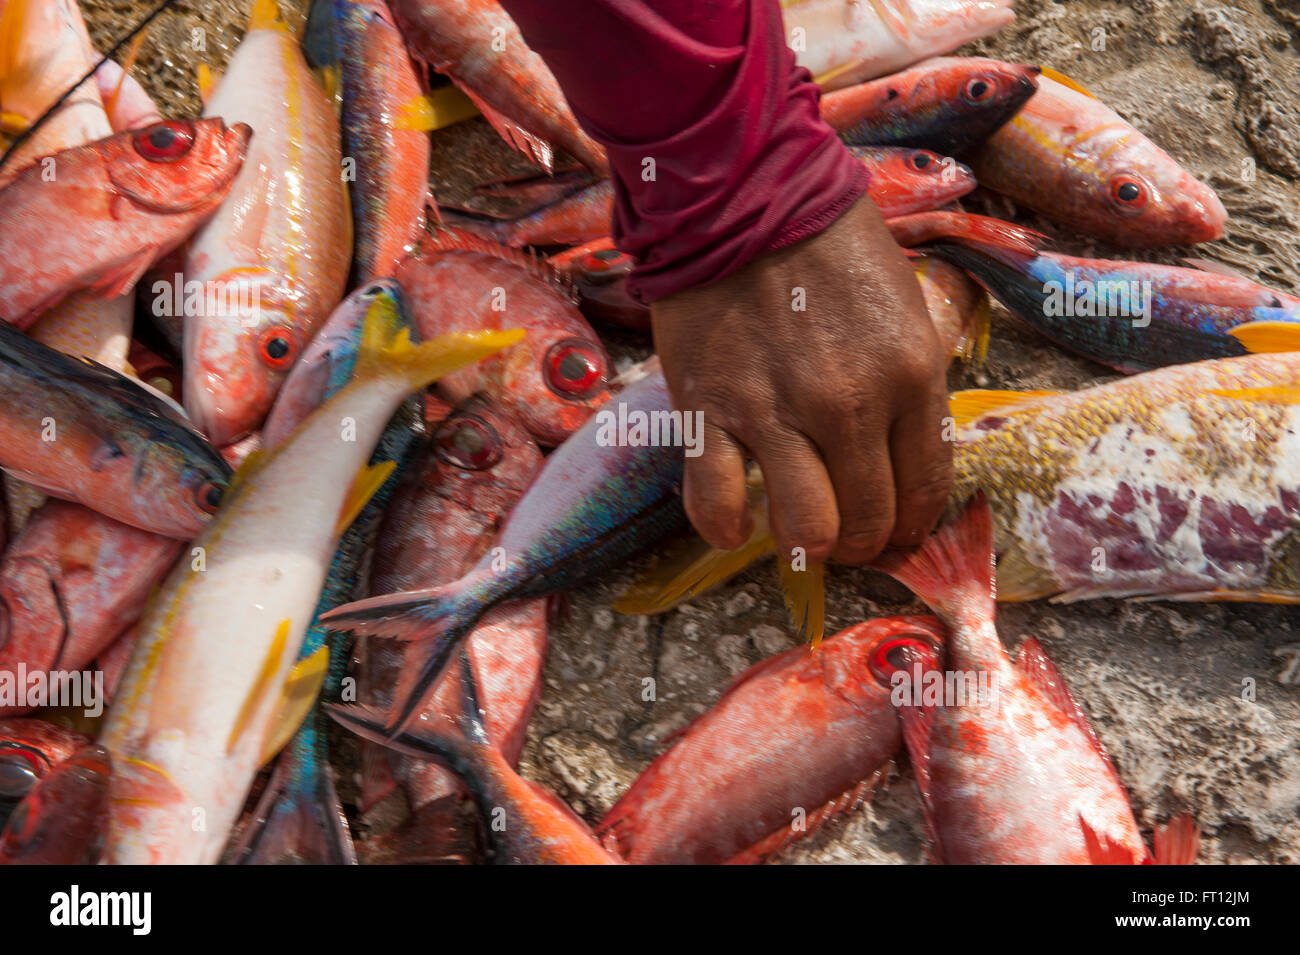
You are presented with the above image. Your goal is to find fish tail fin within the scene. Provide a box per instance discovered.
[1152,813,1200,865]
[1080,815,1145,865]
[228,729,357,865]
[778,551,826,647]
[872,493,996,629]
[888,211,1045,268]
[326,650,488,762]
[351,288,522,393]
[320,580,487,735]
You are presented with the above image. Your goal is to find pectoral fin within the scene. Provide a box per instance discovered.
[257,646,329,767]
[227,619,292,756]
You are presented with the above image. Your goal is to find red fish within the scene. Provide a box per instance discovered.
[0,119,251,325]
[389,0,607,174]
[331,652,620,864]
[358,395,546,821]
[0,743,110,864]
[551,238,648,331]
[0,718,89,823]
[0,500,182,714]
[598,616,945,864]
[873,495,1199,864]
[398,230,610,444]
[855,145,976,216]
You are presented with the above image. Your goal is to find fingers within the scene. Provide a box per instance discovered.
[886,380,955,549]
[682,422,751,551]
[819,418,896,565]
[755,428,839,564]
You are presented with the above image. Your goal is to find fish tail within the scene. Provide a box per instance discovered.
[351,288,523,394]
[872,493,996,630]
[326,650,486,764]
[227,722,356,865]
[1151,813,1200,865]
[320,579,489,735]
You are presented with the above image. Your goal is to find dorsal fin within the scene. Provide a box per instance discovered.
[948,388,1059,428]
[417,227,578,302]
[1040,66,1100,100]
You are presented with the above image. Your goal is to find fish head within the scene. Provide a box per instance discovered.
[494,323,611,446]
[115,422,233,537]
[106,118,251,215]
[0,743,110,864]
[185,300,307,448]
[427,394,545,511]
[262,279,404,447]
[861,146,976,216]
[1096,161,1228,246]
[855,615,946,690]
[938,57,1039,122]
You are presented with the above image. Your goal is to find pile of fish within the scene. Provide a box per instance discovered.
[0,0,1290,865]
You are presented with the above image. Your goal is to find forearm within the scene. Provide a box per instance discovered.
[497,0,868,302]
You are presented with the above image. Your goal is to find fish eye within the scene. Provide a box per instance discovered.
[434,416,502,471]
[544,339,606,398]
[963,76,995,104]
[1109,175,1150,213]
[132,121,197,163]
[868,633,939,687]
[908,151,936,172]
[257,326,298,370]
[195,480,224,514]
[0,746,46,802]
[576,248,632,276]
[362,284,388,298]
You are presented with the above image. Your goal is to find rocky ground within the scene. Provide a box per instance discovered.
[82,0,1300,863]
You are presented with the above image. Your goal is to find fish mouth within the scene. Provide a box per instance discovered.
[185,365,266,449]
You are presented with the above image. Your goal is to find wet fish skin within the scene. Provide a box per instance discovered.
[0,119,251,325]
[822,56,1039,155]
[0,718,90,826]
[785,0,1016,91]
[321,368,688,734]
[873,497,1148,864]
[335,0,431,282]
[853,145,976,216]
[182,0,351,447]
[389,0,607,174]
[921,217,1300,371]
[0,500,181,715]
[358,395,546,819]
[330,652,621,864]
[969,75,1227,247]
[599,616,946,865]
[399,229,611,446]
[950,352,1300,603]
[0,322,233,539]
[913,254,989,364]
[0,742,111,864]
[443,179,615,249]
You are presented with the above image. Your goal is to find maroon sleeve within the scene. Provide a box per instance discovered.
[496,0,869,303]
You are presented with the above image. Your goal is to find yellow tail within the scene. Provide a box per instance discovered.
[353,292,523,391]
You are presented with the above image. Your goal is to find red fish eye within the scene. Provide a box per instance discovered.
[257,326,298,370]
[1110,176,1149,211]
[435,417,502,471]
[0,746,47,800]
[908,151,936,172]
[1,797,41,850]
[195,480,224,514]
[132,121,197,163]
[868,634,938,687]
[962,77,995,104]
[544,339,605,398]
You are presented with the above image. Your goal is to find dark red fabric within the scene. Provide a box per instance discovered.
[497,0,868,303]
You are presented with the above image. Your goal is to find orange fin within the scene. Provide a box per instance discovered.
[453,81,555,173]
[778,552,825,647]
[1040,66,1101,100]
[1152,813,1200,865]
[227,619,292,755]
[257,646,329,766]
[1226,321,1300,355]
[1207,385,1300,405]
[1081,815,1146,865]
[418,227,575,299]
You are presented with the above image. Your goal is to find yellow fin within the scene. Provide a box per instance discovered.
[249,0,289,32]
[196,62,221,104]
[110,757,183,807]
[994,543,1059,602]
[317,64,341,108]
[0,111,31,137]
[257,645,329,766]
[335,460,396,536]
[227,619,291,755]
[1207,386,1300,405]
[224,447,267,500]
[1040,66,1100,100]
[970,289,992,366]
[397,88,479,132]
[778,553,825,648]
[615,527,776,615]
[1228,320,1300,354]
[107,31,149,118]
[0,0,31,84]
[353,293,524,391]
[949,389,1060,428]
